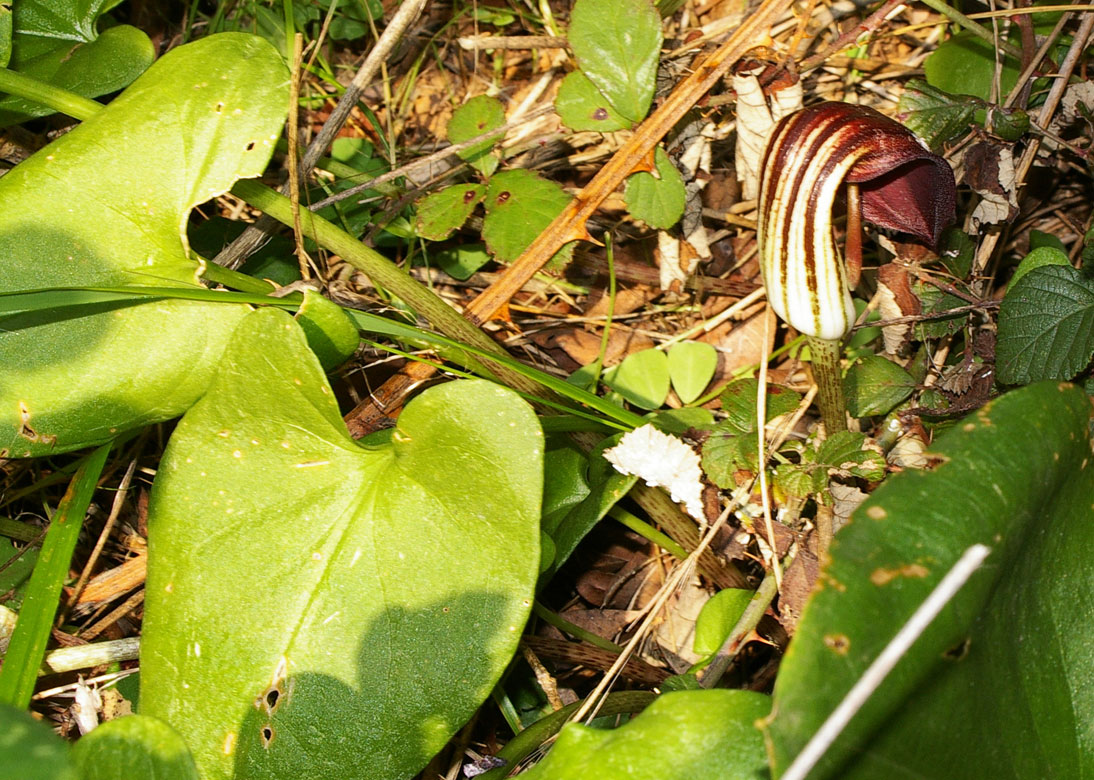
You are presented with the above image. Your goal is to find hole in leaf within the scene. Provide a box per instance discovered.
[943,637,971,661]
[266,689,280,710]
[215,102,224,113]
[261,725,274,747]
[245,141,256,151]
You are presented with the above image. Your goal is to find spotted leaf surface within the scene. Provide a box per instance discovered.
[767,381,1094,779]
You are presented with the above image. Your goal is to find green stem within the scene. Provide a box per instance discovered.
[807,336,848,434]
[532,602,622,653]
[917,0,1024,62]
[0,68,103,121]
[608,506,688,560]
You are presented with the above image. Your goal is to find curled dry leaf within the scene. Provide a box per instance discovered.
[965,140,1018,228]
[875,263,921,355]
[733,60,803,201]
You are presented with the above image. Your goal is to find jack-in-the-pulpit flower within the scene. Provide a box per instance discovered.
[757,102,956,340]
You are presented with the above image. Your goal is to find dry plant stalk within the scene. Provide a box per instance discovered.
[464,0,796,324]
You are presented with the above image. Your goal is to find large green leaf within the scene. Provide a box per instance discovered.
[141,308,543,780]
[0,703,76,780]
[997,264,1094,384]
[518,690,770,780]
[0,33,288,457]
[71,715,200,780]
[568,0,662,125]
[0,0,154,126]
[767,381,1094,778]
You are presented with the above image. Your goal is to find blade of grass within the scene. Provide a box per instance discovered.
[0,286,647,429]
[0,442,111,708]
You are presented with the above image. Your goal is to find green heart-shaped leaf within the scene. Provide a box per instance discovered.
[141,308,543,780]
[667,342,717,404]
[0,33,289,456]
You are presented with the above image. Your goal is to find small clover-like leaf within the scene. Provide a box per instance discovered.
[604,348,670,410]
[624,146,686,230]
[667,342,717,404]
[447,95,506,177]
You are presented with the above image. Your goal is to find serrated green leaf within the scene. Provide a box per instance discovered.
[702,379,802,487]
[483,169,574,268]
[0,34,289,457]
[0,703,76,780]
[720,378,802,432]
[414,183,485,241]
[568,0,662,124]
[767,381,1094,779]
[773,462,817,500]
[519,690,770,780]
[71,715,200,780]
[997,264,1094,384]
[667,342,717,404]
[447,95,505,177]
[141,308,543,780]
[0,1,154,127]
[896,80,977,151]
[843,355,916,417]
[814,430,886,482]
[604,348,670,410]
[555,70,631,132]
[1007,246,1069,290]
[624,146,685,229]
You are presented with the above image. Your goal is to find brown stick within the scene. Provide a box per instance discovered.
[463,0,795,325]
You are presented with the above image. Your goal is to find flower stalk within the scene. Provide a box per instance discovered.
[756,102,955,432]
